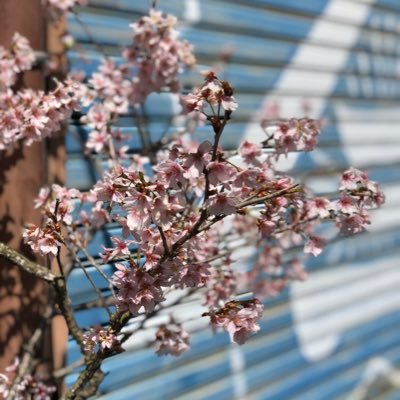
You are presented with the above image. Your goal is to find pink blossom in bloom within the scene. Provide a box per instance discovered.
[182,71,238,117]
[34,187,50,209]
[207,161,235,186]
[112,264,164,315]
[273,118,321,156]
[336,210,370,235]
[23,226,61,257]
[183,140,212,177]
[307,197,331,219]
[86,130,109,153]
[0,33,34,89]
[339,167,368,191]
[156,160,186,190]
[83,327,121,353]
[206,193,237,216]
[178,262,212,288]
[336,194,357,214]
[239,140,262,165]
[205,264,237,307]
[153,323,190,356]
[206,299,264,345]
[102,236,133,262]
[125,9,195,104]
[304,235,326,257]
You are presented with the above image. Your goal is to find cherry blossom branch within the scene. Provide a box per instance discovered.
[0,242,56,282]
[1,7,386,399]
[203,111,230,203]
[133,105,153,161]
[54,287,196,380]
[7,306,53,400]
[236,184,301,209]
[62,286,198,397]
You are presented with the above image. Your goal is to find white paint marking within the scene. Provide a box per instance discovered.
[243,0,375,143]
[184,0,201,24]
[229,346,248,399]
[290,256,400,362]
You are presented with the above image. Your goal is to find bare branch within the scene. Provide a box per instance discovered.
[53,277,85,352]
[8,306,53,400]
[236,184,301,209]
[0,242,56,282]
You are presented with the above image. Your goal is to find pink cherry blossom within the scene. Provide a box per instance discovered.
[207,161,235,186]
[206,193,237,216]
[304,235,326,257]
[239,140,262,164]
[206,299,264,345]
[153,323,190,356]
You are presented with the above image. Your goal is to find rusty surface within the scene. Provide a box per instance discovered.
[0,0,57,376]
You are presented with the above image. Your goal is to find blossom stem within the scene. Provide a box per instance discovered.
[237,184,301,209]
[71,250,112,317]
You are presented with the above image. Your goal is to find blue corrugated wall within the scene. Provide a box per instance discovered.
[65,1,400,399]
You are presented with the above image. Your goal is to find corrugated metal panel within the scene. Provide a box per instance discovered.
[65,0,400,398]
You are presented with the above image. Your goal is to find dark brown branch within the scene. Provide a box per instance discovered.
[53,277,85,351]
[156,224,170,256]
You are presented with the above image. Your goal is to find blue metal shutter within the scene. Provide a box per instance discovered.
[65,1,400,399]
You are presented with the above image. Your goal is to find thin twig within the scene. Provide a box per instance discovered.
[76,244,116,297]
[71,11,107,56]
[236,184,301,209]
[71,250,112,317]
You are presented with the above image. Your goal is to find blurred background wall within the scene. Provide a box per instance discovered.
[64,1,400,399]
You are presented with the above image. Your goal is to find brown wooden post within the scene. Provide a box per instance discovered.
[46,16,70,387]
[0,0,50,373]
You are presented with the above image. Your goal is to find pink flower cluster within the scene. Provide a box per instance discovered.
[181,71,238,117]
[79,10,196,156]
[125,9,195,104]
[24,184,83,257]
[335,167,385,235]
[244,246,308,299]
[16,6,385,357]
[153,322,190,356]
[205,299,264,345]
[82,327,121,353]
[82,101,128,157]
[0,80,79,150]
[271,118,321,156]
[112,263,165,316]
[0,358,55,400]
[205,263,237,308]
[0,32,80,151]
[88,59,132,114]
[0,33,35,89]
